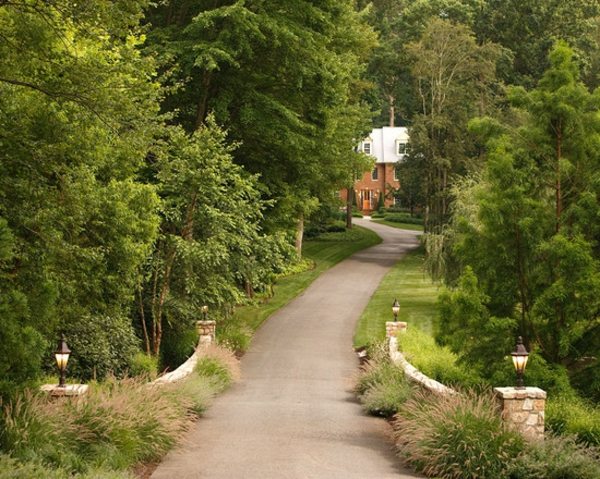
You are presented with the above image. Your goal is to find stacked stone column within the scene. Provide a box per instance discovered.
[385,321,407,338]
[196,320,216,346]
[494,387,546,441]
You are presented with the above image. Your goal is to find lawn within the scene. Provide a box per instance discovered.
[353,246,439,349]
[371,219,424,231]
[236,226,382,332]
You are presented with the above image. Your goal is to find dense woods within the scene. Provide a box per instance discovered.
[1,0,599,410]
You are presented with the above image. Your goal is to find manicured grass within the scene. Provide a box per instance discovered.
[353,246,438,349]
[371,219,424,231]
[236,226,382,332]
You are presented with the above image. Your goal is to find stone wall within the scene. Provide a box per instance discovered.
[388,336,456,396]
[151,320,216,385]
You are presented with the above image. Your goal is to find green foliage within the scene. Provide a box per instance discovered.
[394,390,524,479]
[508,435,600,479]
[547,395,600,446]
[0,455,134,479]
[128,353,158,380]
[441,44,600,398]
[159,321,199,373]
[383,213,424,225]
[355,346,412,417]
[0,0,161,382]
[398,328,483,389]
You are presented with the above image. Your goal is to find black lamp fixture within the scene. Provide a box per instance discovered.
[202,304,209,321]
[54,334,71,388]
[511,336,529,389]
[392,298,400,320]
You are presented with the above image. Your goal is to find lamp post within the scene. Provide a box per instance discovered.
[511,336,529,389]
[392,298,400,320]
[202,305,208,321]
[54,334,71,388]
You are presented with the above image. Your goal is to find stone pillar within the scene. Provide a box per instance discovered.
[196,320,216,346]
[386,321,407,338]
[494,387,546,441]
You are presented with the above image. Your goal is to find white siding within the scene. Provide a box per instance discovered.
[361,127,409,164]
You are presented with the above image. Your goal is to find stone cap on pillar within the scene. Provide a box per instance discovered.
[494,387,546,400]
[40,384,89,397]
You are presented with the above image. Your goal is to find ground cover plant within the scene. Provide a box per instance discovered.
[0,346,238,478]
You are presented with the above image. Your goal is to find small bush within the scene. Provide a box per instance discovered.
[196,345,240,391]
[546,395,600,445]
[0,455,134,478]
[371,211,385,219]
[325,220,346,233]
[394,389,524,479]
[355,345,412,416]
[508,434,600,479]
[128,353,158,379]
[384,213,424,225]
[352,211,363,218]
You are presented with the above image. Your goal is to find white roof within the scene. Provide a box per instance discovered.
[363,127,409,164]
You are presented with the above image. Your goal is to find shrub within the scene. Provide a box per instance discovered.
[384,213,424,225]
[195,345,240,392]
[67,314,140,381]
[352,211,363,218]
[325,220,346,233]
[370,211,385,219]
[546,395,600,445]
[394,389,524,479]
[128,353,158,379]
[507,434,600,479]
[355,345,412,416]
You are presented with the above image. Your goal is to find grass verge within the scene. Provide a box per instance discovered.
[353,246,437,349]
[231,226,382,336]
[371,219,424,231]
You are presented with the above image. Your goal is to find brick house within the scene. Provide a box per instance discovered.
[340,127,409,214]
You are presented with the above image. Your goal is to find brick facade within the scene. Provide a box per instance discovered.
[340,163,400,214]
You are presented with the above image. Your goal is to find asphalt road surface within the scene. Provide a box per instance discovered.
[151,219,423,479]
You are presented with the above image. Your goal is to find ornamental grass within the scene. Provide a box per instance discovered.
[0,345,238,476]
[393,389,524,479]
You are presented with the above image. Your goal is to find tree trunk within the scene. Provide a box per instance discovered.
[137,285,151,355]
[556,127,563,233]
[195,73,212,129]
[295,214,304,258]
[346,188,353,229]
[389,95,395,127]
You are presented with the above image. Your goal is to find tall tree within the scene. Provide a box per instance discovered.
[439,43,600,391]
[146,0,376,252]
[0,0,161,381]
[406,18,501,234]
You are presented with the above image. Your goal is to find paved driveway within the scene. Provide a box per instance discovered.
[152,219,422,479]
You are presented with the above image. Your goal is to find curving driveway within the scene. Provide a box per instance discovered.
[151,219,423,479]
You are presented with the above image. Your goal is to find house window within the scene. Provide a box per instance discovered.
[363,141,372,155]
[371,167,378,181]
[396,142,408,156]
[393,168,399,181]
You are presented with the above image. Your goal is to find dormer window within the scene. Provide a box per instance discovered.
[362,141,372,155]
[396,141,409,156]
